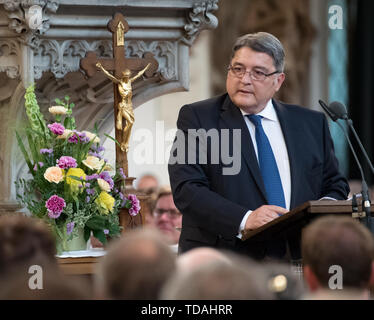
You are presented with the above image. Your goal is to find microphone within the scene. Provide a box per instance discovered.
[318,100,339,121]
[318,100,372,229]
[329,101,374,175]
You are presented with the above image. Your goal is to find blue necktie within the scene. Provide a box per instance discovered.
[247,114,286,209]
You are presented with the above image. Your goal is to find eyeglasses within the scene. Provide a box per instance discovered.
[154,208,181,219]
[228,65,280,81]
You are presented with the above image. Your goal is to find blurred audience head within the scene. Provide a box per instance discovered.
[161,252,274,300]
[302,215,374,298]
[177,247,231,273]
[95,228,176,299]
[0,268,90,300]
[153,186,182,245]
[0,213,90,299]
[0,214,57,275]
[136,174,159,193]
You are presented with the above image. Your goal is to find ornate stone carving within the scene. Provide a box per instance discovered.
[126,41,177,81]
[33,39,179,81]
[33,39,113,79]
[0,40,21,79]
[182,0,219,46]
[2,0,59,48]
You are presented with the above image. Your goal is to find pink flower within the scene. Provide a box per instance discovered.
[127,194,141,216]
[48,123,65,135]
[57,156,77,169]
[45,195,66,219]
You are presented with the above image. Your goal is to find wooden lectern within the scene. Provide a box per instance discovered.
[241,200,374,242]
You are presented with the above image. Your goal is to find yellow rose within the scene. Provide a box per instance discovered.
[97,178,111,192]
[49,106,68,115]
[82,131,100,143]
[82,156,104,171]
[44,166,64,184]
[66,168,86,190]
[95,191,115,214]
[57,129,73,140]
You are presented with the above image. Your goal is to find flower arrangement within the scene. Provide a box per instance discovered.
[15,85,140,253]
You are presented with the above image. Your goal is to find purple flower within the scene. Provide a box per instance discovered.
[103,229,109,235]
[40,148,53,154]
[77,131,90,144]
[86,196,91,203]
[68,133,78,144]
[86,188,95,195]
[86,174,99,181]
[119,168,126,180]
[119,192,125,206]
[33,162,44,171]
[67,222,75,235]
[68,131,90,144]
[57,156,77,169]
[48,123,65,135]
[99,171,114,189]
[45,195,66,219]
[85,183,91,188]
[88,151,101,159]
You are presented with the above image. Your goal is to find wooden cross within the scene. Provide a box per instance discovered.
[80,13,158,178]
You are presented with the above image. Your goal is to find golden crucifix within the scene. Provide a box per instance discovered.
[96,62,150,153]
[80,13,158,177]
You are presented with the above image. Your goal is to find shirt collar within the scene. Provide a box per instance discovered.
[240,99,277,122]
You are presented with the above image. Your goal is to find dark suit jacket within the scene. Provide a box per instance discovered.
[168,94,349,260]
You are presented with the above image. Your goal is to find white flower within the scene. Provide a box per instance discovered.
[82,155,105,171]
[57,129,73,140]
[82,131,100,143]
[103,163,114,171]
[49,106,68,115]
[97,178,111,192]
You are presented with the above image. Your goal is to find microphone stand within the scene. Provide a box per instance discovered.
[319,100,372,230]
[343,117,373,230]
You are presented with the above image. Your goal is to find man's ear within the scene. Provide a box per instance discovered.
[303,265,320,292]
[274,73,285,92]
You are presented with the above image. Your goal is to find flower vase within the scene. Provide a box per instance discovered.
[57,227,87,253]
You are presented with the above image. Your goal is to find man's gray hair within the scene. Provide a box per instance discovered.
[230,32,285,72]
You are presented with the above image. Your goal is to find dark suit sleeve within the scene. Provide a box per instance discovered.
[320,115,350,199]
[168,104,248,239]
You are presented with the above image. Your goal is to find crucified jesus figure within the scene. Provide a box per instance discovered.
[96,62,150,153]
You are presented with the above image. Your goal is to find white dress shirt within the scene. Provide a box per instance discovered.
[238,99,291,237]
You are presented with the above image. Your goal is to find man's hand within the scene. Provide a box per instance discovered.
[244,205,288,231]
[96,62,102,68]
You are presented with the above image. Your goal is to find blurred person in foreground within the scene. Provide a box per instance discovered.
[160,251,274,300]
[0,214,90,299]
[94,228,176,299]
[302,215,374,300]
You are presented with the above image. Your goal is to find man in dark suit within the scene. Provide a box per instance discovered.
[168,32,349,261]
